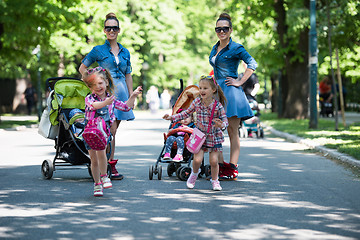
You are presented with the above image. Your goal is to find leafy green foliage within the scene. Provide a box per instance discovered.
[0,0,359,107]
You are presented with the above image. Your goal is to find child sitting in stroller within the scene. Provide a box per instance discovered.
[163,111,195,162]
[68,108,85,138]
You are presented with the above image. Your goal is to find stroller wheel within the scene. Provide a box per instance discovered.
[107,163,112,180]
[88,164,92,178]
[149,165,154,180]
[179,167,191,181]
[167,162,176,177]
[260,128,264,138]
[204,164,211,177]
[157,165,162,180]
[176,166,184,179]
[41,159,54,180]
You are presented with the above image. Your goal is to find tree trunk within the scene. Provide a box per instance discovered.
[274,0,309,119]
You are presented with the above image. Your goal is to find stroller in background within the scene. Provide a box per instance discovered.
[149,81,210,181]
[40,77,112,179]
[239,95,264,138]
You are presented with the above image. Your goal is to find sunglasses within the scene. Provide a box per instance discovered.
[87,66,105,74]
[200,75,217,85]
[104,26,120,32]
[215,27,230,33]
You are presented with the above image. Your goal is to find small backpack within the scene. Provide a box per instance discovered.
[82,117,110,150]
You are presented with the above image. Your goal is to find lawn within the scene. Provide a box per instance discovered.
[261,111,360,160]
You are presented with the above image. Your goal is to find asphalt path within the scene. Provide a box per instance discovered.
[0,110,359,240]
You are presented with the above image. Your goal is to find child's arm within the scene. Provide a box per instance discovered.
[125,86,142,109]
[92,96,116,109]
[213,103,229,130]
[163,99,196,122]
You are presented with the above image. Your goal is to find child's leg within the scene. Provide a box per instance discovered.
[89,149,100,184]
[209,151,220,181]
[192,150,204,173]
[186,150,204,189]
[165,136,176,153]
[175,136,184,155]
[96,150,108,176]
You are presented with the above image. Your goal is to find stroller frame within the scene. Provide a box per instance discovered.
[41,77,112,180]
[149,79,210,181]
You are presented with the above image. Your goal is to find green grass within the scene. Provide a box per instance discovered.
[261,111,360,160]
[0,114,38,129]
[0,120,38,129]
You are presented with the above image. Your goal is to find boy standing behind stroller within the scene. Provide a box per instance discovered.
[163,112,195,162]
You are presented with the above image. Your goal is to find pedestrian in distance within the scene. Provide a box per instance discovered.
[79,12,134,180]
[23,82,37,115]
[82,67,142,197]
[209,12,258,180]
[163,75,228,191]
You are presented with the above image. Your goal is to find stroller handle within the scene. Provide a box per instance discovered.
[46,77,82,91]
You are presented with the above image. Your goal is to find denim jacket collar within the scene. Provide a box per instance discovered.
[213,38,234,55]
[105,40,124,55]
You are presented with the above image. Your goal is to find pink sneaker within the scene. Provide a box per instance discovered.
[173,154,183,162]
[94,183,103,197]
[163,152,171,160]
[101,175,112,189]
[186,172,198,189]
[211,179,222,191]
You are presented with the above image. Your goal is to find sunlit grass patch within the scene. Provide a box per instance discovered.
[262,112,360,160]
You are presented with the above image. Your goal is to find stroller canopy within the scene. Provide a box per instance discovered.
[172,85,200,115]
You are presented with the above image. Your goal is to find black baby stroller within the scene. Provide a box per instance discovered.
[149,81,209,181]
[239,95,264,138]
[39,77,112,179]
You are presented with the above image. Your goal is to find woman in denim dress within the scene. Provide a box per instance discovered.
[79,12,134,180]
[209,13,258,180]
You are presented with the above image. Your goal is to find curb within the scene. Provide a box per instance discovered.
[267,126,360,168]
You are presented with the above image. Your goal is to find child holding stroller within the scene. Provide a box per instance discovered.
[163,112,195,162]
[163,75,228,191]
[82,67,142,197]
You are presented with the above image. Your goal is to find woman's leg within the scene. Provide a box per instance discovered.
[110,119,121,160]
[89,149,100,183]
[227,116,241,165]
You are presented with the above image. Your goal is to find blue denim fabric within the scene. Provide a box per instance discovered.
[209,38,257,80]
[82,40,134,121]
[82,40,132,79]
[209,38,257,119]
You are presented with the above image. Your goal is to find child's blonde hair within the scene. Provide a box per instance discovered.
[82,67,115,95]
[199,75,227,107]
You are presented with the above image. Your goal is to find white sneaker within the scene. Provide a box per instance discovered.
[211,179,222,191]
[94,183,103,197]
[186,172,198,189]
[101,176,112,189]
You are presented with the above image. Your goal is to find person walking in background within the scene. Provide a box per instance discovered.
[24,82,37,115]
[82,67,142,196]
[160,89,171,109]
[209,13,257,180]
[79,12,134,180]
[146,86,160,113]
[163,75,228,191]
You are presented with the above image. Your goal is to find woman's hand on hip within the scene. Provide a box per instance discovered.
[225,77,241,87]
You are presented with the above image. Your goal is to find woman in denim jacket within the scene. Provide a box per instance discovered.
[79,12,133,180]
[209,13,258,180]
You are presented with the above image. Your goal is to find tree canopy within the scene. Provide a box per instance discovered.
[1,0,359,117]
